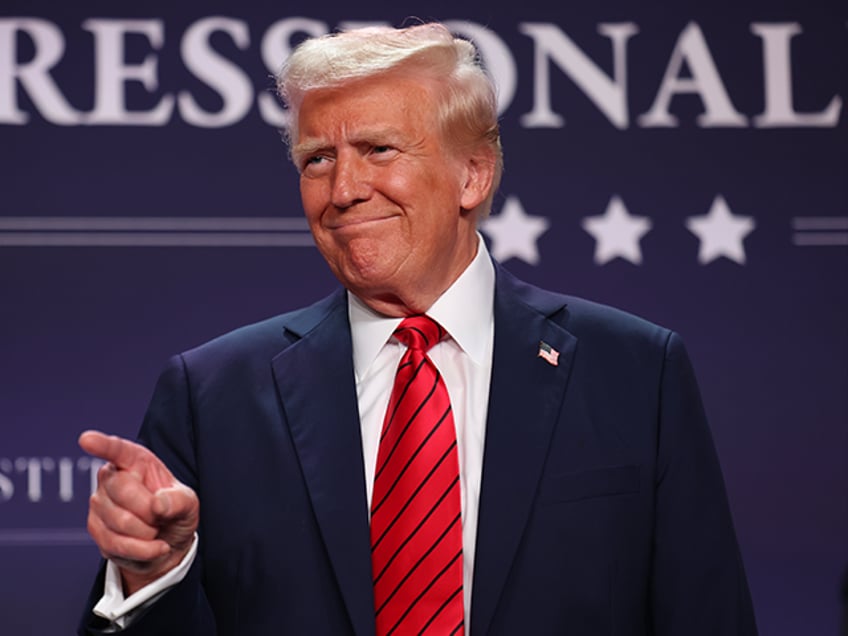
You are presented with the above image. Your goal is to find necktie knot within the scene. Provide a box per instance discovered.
[394,315,444,353]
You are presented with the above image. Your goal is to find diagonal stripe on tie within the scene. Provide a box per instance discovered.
[372,402,451,509]
[379,358,429,445]
[374,369,441,483]
[371,315,465,636]
[373,474,460,585]
[385,549,463,635]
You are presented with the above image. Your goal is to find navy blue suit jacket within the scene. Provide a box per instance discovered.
[81,263,756,635]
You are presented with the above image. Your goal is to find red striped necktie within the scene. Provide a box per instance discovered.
[370,315,465,636]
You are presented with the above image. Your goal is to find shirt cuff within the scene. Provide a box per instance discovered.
[92,533,198,629]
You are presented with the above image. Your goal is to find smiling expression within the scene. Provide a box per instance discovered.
[294,72,492,316]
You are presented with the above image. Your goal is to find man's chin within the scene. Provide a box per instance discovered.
[337,267,421,316]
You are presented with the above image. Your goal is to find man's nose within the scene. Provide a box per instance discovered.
[330,154,372,209]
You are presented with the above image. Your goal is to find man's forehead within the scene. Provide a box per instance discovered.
[297,125,412,148]
[293,76,439,155]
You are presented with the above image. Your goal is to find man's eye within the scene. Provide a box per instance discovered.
[370,145,398,160]
[301,155,327,173]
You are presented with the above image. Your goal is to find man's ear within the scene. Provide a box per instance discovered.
[459,147,496,211]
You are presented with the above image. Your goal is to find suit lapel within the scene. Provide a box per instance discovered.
[471,266,577,636]
[269,268,576,636]
[271,291,376,636]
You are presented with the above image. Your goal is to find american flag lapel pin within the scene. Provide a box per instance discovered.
[537,341,559,366]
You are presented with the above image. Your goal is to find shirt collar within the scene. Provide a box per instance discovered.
[348,233,495,382]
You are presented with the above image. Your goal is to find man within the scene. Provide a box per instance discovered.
[78,22,757,635]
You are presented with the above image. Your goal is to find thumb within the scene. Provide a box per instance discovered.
[152,484,198,523]
[152,490,173,518]
[151,484,199,552]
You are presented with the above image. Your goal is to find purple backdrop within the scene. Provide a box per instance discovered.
[1,1,846,634]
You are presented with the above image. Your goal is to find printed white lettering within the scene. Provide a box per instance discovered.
[58,458,74,502]
[638,21,747,127]
[0,17,841,129]
[0,456,105,504]
[0,18,82,124]
[751,22,842,127]
[519,22,638,129]
[179,17,254,128]
[0,459,13,501]
[83,18,174,125]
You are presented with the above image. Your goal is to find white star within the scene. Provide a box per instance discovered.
[581,196,652,265]
[481,195,550,265]
[686,195,755,265]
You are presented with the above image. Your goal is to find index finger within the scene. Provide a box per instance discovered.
[79,430,155,472]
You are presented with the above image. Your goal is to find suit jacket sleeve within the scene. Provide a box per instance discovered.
[650,332,756,634]
[78,355,218,636]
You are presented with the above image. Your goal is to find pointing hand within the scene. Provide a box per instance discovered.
[79,430,199,595]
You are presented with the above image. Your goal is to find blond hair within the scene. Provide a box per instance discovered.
[277,23,503,204]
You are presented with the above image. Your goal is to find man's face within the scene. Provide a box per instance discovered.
[294,73,488,316]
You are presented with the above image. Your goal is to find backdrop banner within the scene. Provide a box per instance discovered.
[1,2,846,634]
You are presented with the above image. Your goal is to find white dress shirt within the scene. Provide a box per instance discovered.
[94,236,495,629]
[350,235,494,624]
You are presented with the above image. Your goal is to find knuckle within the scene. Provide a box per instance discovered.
[86,513,99,538]
[103,473,135,502]
[110,508,136,535]
[89,492,111,517]
[96,463,114,481]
